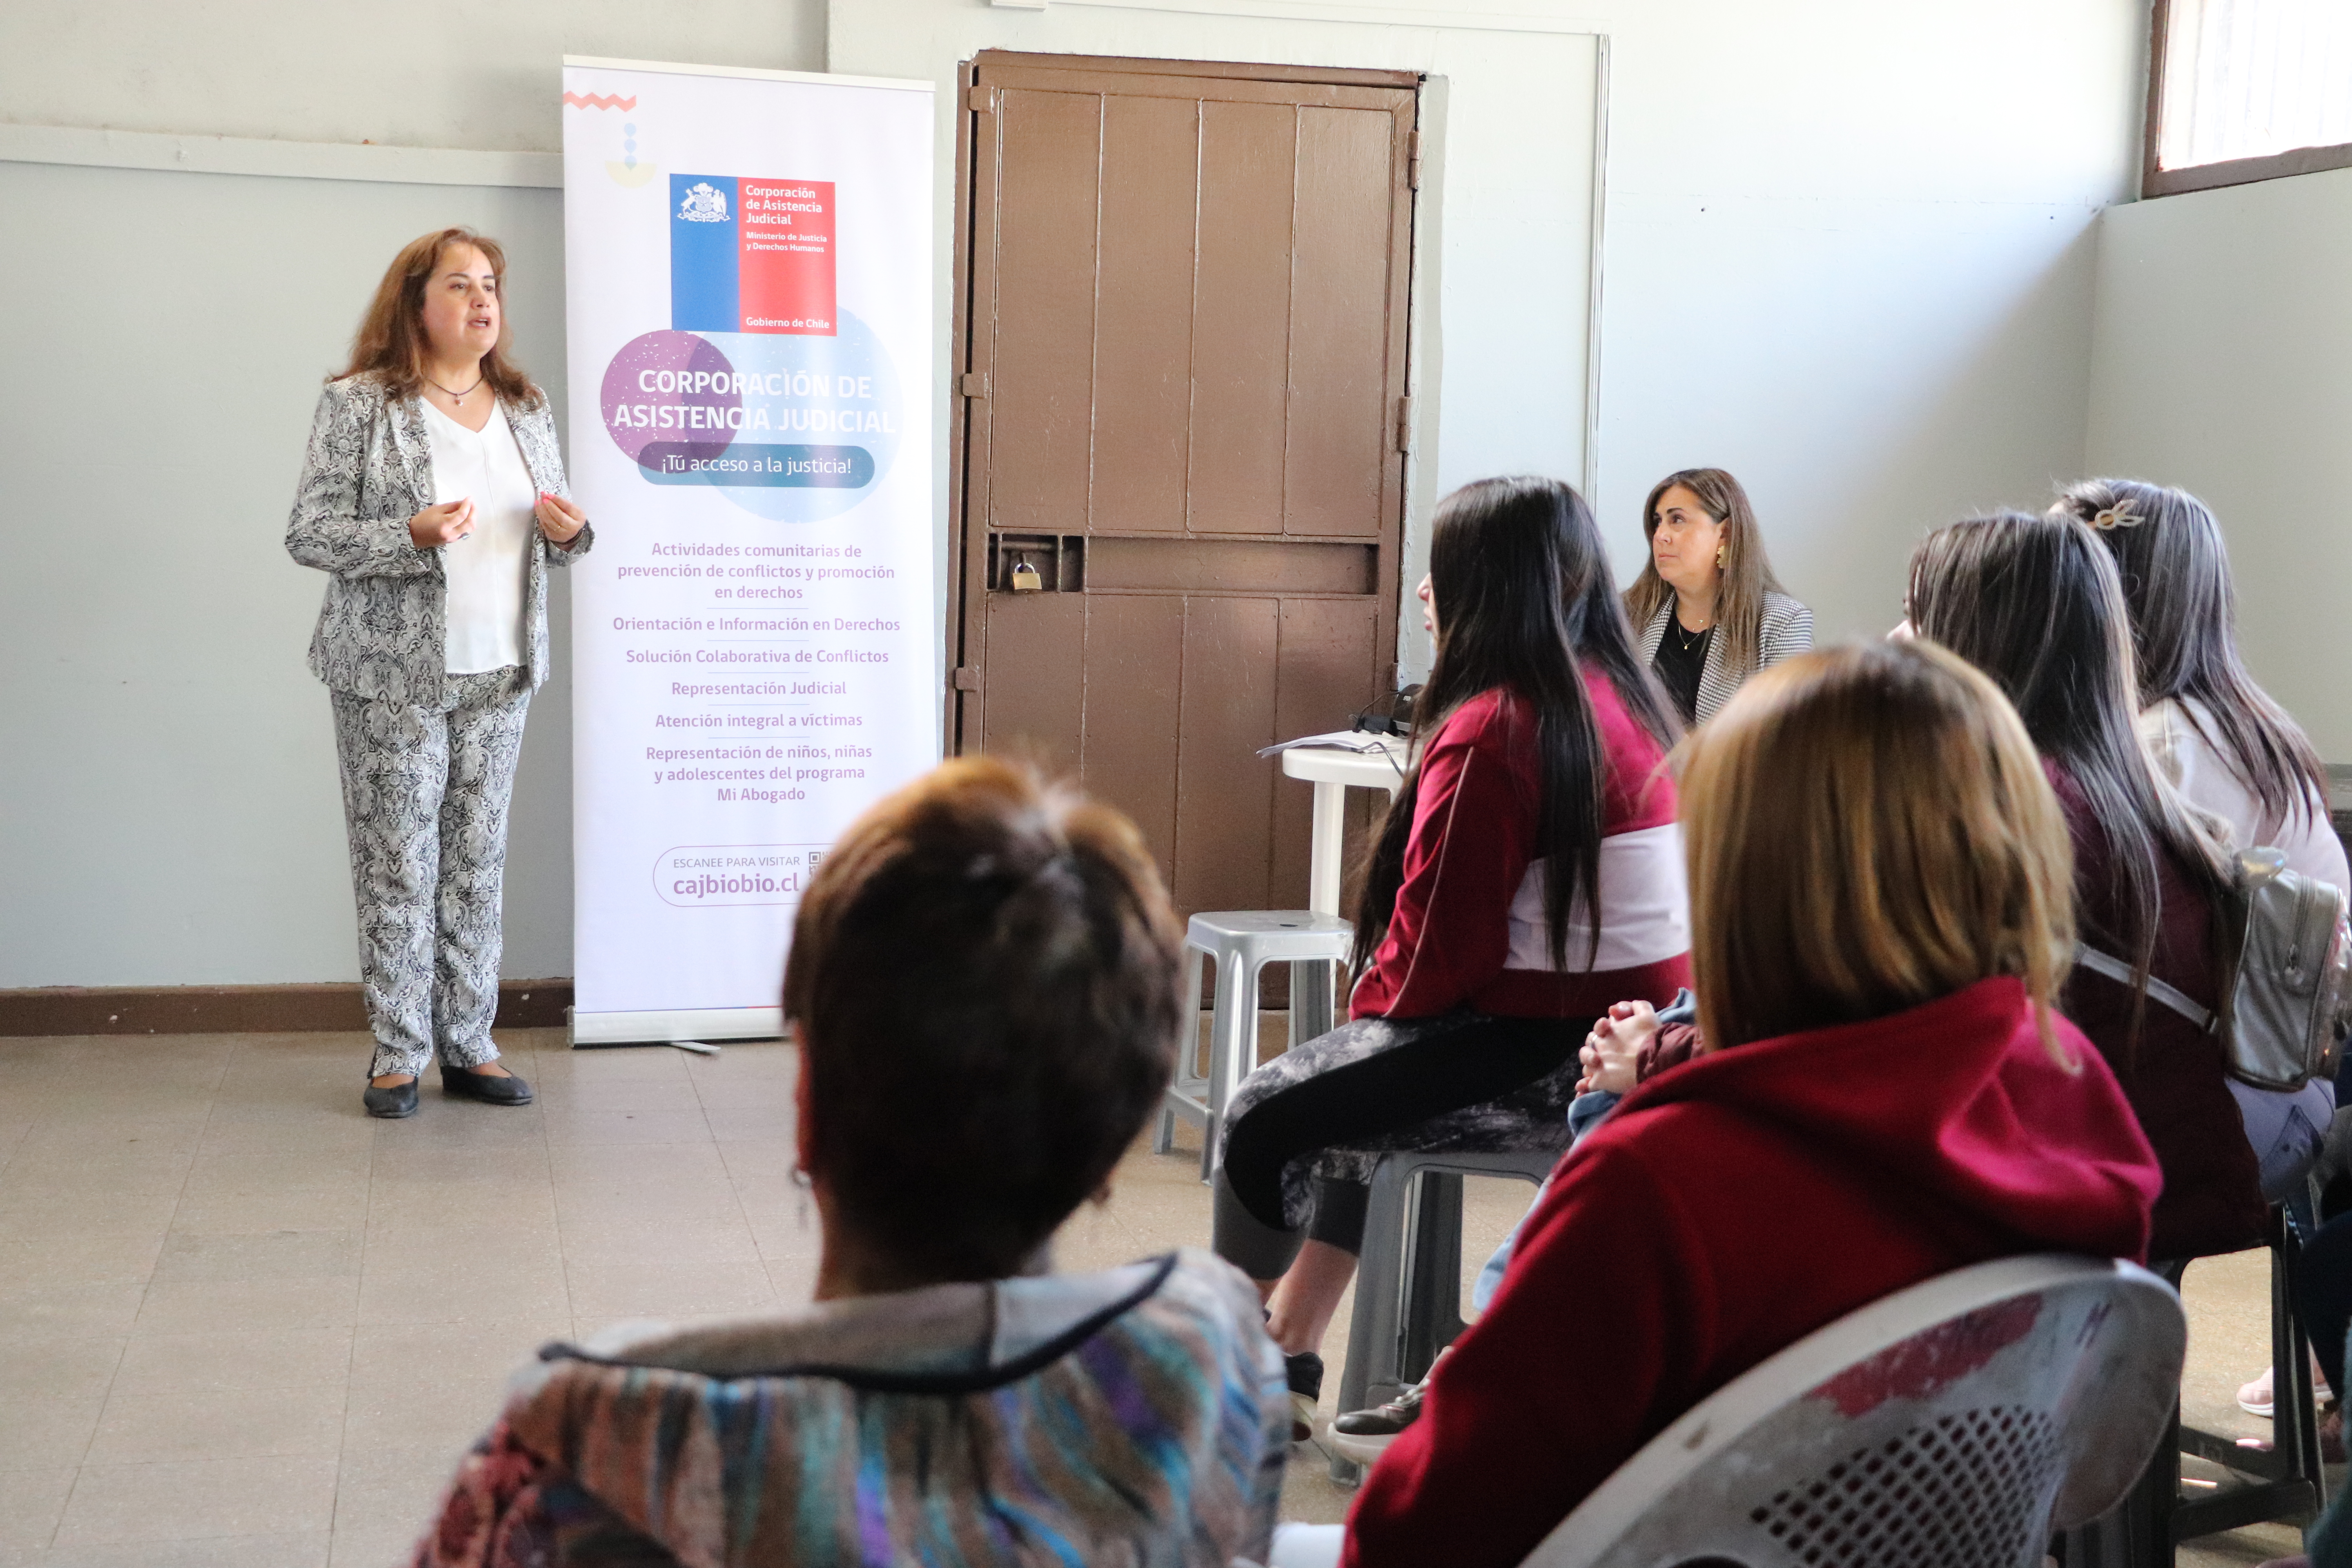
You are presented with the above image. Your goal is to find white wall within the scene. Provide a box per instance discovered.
[0,2,824,991]
[2085,165,2352,761]
[828,4,1604,688]
[1,0,2155,989]
[0,159,572,989]
[1588,0,2144,638]
[833,0,2147,666]
[0,0,824,154]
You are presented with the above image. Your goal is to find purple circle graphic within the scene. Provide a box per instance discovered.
[601,330,743,468]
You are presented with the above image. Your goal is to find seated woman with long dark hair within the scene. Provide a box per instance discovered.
[1294,640,2162,1568]
[1211,475,1690,1436]
[2058,479,2352,1425]
[1908,510,2261,1263]
[407,760,1289,1568]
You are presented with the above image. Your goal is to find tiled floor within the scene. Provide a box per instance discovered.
[0,1025,2326,1565]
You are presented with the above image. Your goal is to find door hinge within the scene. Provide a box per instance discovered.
[1393,396,1414,454]
[952,666,981,692]
[965,84,995,114]
[1406,129,1423,190]
[960,371,990,399]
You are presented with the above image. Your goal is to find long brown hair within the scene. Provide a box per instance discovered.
[338,228,542,407]
[1622,468,1788,677]
[2055,477,2327,834]
[1354,477,1678,973]
[1682,639,2076,1062]
[1907,511,2238,1043]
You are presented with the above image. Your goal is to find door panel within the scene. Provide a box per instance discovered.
[1289,105,1403,539]
[1094,95,1200,535]
[1190,100,1299,538]
[978,590,1085,771]
[989,89,1100,532]
[1085,537,1376,595]
[953,52,1417,920]
[1174,596,1282,913]
[1081,594,1187,891]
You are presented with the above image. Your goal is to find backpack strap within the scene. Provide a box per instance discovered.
[2074,945,2216,1035]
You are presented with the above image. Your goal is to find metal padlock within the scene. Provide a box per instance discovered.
[1010,557,1043,592]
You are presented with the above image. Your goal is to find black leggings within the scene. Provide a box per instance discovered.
[1210,1009,1586,1282]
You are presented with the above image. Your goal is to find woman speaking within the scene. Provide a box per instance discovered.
[287,227,592,1119]
[1622,468,1812,725]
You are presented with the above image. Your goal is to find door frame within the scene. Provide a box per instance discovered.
[942,48,1425,757]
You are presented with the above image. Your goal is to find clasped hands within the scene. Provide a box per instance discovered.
[1576,999,1658,1098]
[407,491,587,550]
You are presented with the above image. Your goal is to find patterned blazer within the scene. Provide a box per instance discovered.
[1639,589,1814,724]
[285,372,592,705]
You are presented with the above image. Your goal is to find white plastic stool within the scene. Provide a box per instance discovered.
[1154,910,1356,1180]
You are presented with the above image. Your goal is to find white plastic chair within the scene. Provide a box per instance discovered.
[1517,1254,2186,1568]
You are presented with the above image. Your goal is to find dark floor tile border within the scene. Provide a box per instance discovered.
[0,980,573,1037]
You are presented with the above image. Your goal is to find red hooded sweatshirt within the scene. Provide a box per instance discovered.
[1341,976,2162,1568]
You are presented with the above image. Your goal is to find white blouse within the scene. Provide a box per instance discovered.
[420,398,537,675]
[2140,696,2349,890]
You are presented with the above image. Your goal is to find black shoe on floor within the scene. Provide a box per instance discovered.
[439,1062,534,1105]
[363,1077,419,1118]
[1329,1378,1428,1462]
[1285,1350,1324,1443]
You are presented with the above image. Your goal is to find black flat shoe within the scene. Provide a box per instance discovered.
[363,1078,419,1118]
[440,1062,534,1105]
[1285,1350,1324,1443]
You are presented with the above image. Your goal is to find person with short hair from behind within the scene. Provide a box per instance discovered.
[1212,475,1691,1441]
[1290,641,2160,1568]
[1622,466,1812,725]
[1909,511,2264,1264]
[406,759,1289,1568]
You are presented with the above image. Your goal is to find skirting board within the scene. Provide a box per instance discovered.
[568,1006,786,1048]
[0,980,573,1038]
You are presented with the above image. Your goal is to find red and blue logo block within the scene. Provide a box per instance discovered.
[670,175,836,336]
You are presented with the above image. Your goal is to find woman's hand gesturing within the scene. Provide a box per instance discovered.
[535,491,587,548]
[408,498,476,549]
[1577,1000,1658,1097]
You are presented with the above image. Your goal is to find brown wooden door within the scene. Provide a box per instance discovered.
[949,51,1418,918]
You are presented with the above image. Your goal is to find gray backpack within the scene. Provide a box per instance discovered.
[2074,848,2352,1092]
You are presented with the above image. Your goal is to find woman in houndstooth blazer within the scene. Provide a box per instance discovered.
[287,227,593,1120]
[1623,468,1811,725]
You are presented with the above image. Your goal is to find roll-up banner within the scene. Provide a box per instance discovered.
[560,58,936,1045]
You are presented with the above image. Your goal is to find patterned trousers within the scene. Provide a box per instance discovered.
[330,666,532,1079]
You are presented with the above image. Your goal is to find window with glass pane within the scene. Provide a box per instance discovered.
[2154,0,2352,184]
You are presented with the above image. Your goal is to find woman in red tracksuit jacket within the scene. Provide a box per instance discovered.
[1337,639,2162,1568]
[1209,476,1689,1431]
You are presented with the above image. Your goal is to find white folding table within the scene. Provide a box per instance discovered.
[1277,737,1410,1040]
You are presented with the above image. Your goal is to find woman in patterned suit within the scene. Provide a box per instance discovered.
[287,227,592,1119]
[1622,468,1811,725]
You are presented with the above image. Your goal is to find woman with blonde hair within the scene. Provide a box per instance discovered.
[286,227,592,1117]
[1300,641,2160,1568]
[1623,467,1812,724]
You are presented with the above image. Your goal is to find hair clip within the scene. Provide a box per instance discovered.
[2089,504,2141,530]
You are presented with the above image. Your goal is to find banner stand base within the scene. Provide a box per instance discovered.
[568,1005,785,1049]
